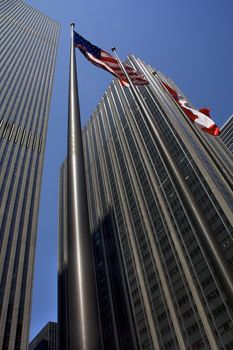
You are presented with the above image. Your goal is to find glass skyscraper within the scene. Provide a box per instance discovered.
[81,56,233,349]
[0,1,59,349]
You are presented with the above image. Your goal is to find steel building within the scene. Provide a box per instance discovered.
[0,1,59,348]
[81,56,233,349]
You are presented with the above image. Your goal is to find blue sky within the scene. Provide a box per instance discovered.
[27,0,233,341]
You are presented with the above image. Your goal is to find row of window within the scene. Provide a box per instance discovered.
[0,119,42,153]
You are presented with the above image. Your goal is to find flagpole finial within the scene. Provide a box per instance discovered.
[70,22,75,27]
[111,47,116,52]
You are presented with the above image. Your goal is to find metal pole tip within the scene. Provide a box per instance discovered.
[111,47,116,52]
[70,22,75,27]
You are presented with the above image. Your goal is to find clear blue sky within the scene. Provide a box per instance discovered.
[27,0,233,341]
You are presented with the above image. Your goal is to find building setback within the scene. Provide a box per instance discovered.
[81,56,233,349]
[0,1,59,349]
[29,322,57,350]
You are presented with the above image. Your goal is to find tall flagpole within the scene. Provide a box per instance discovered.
[111,48,233,308]
[66,22,101,349]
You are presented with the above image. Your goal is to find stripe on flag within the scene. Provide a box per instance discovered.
[74,31,149,87]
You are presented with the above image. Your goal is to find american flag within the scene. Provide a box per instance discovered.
[74,31,149,87]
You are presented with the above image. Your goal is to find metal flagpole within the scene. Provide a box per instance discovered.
[66,22,101,349]
[58,162,69,350]
[111,47,233,307]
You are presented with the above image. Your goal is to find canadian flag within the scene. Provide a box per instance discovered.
[161,81,220,136]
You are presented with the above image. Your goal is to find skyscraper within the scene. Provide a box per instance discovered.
[29,322,57,350]
[0,1,59,349]
[81,56,233,349]
[220,114,233,153]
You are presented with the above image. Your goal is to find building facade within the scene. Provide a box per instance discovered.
[0,1,59,349]
[82,56,233,349]
[29,322,57,350]
[220,114,233,153]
